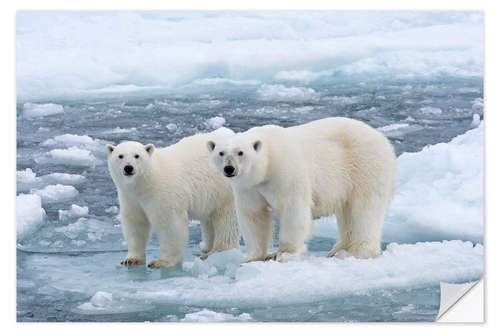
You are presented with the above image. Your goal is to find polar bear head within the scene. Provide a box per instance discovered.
[106,141,155,185]
[207,134,265,185]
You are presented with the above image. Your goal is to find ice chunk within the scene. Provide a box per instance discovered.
[22,102,64,118]
[40,172,86,185]
[257,84,319,102]
[59,204,89,222]
[17,168,42,192]
[102,127,137,134]
[105,206,119,214]
[181,309,252,322]
[420,106,442,115]
[206,116,226,129]
[38,147,98,167]
[54,217,118,241]
[377,123,409,132]
[471,113,481,127]
[385,122,483,243]
[31,184,79,204]
[323,96,360,105]
[166,123,177,131]
[472,97,483,110]
[41,134,102,152]
[211,126,235,138]
[16,194,46,240]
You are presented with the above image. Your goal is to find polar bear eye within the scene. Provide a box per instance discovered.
[238,151,244,156]
[219,151,224,157]
[134,154,140,159]
[118,154,124,159]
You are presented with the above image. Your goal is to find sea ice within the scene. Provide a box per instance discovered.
[39,147,98,167]
[16,193,46,240]
[420,106,442,115]
[22,102,64,118]
[257,84,319,102]
[181,309,252,322]
[206,116,225,129]
[59,204,89,222]
[31,184,79,204]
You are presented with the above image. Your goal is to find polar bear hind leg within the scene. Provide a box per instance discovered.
[200,205,240,260]
[329,196,385,259]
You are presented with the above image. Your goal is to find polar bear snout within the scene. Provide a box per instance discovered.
[223,165,236,177]
[123,165,135,176]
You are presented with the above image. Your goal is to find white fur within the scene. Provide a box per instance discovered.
[107,134,239,268]
[208,117,396,263]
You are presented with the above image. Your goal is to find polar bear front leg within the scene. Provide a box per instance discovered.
[119,197,150,266]
[199,219,215,255]
[148,210,188,268]
[234,189,273,263]
[268,197,312,261]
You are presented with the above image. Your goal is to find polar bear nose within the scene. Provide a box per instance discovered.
[223,165,235,177]
[124,165,134,175]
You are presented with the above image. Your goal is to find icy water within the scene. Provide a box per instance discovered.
[16,77,483,322]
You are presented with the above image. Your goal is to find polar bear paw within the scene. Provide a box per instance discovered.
[121,257,145,266]
[147,259,173,268]
[265,251,283,262]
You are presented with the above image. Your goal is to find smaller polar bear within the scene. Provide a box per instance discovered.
[207,117,396,263]
[106,132,239,268]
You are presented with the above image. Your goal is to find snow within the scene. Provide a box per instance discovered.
[16,12,483,102]
[31,184,79,204]
[386,122,483,243]
[22,102,64,118]
[257,84,320,102]
[54,241,482,311]
[59,204,89,222]
[206,116,226,129]
[181,309,252,322]
[16,194,46,240]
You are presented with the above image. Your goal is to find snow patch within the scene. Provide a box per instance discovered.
[38,147,98,167]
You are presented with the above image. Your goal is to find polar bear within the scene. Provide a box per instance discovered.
[106,133,240,268]
[207,117,396,263]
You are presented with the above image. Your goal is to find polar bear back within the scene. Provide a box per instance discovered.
[245,117,396,219]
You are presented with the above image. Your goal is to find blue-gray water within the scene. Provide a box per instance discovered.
[17,77,483,322]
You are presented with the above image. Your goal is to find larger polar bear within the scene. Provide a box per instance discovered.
[207,117,396,263]
[106,132,239,268]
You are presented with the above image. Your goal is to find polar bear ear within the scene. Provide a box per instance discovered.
[207,140,216,152]
[105,144,115,156]
[144,144,155,155]
[253,140,262,152]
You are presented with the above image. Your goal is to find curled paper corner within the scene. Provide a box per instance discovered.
[437,279,483,322]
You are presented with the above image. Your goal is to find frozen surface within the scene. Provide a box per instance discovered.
[16,12,483,102]
[16,11,483,322]
[16,194,46,241]
[31,184,79,204]
[22,103,64,118]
